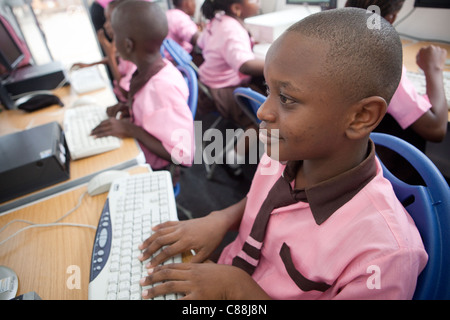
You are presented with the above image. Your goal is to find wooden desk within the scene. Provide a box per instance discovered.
[0,165,151,300]
[0,85,144,213]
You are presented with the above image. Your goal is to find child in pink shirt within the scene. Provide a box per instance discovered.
[197,0,265,176]
[91,1,194,177]
[166,0,199,54]
[72,0,136,102]
[346,0,448,184]
[138,8,427,300]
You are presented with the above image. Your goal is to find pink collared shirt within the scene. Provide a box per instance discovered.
[131,59,194,169]
[387,66,432,129]
[166,9,198,54]
[197,13,255,89]
[113,58,136,102]
[96,0,113,8]
[218,152,428,300]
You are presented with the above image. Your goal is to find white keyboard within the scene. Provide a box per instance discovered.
[406,70,450,109]
[64,104,121,160]
[70,66,106,94]
[88,171,183,300]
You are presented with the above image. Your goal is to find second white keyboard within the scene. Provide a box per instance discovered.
[88,171,183,300]
[64,104,121,160]
[406,70,450,109]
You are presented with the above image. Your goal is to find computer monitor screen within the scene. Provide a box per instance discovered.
[0,18,24,73]
[414,0,450,8]
[286,0,337,9]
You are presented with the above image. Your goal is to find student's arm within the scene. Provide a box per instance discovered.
[139,197,248,266]
[90,118,172,161]
[98,29,122,84]
[410,45,448,142]
[239,59,265,77]
[71,57,108,70]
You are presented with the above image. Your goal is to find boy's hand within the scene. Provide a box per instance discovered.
[138,216,227,267]
[106,102,129,118]
[140,263,270,300]
[90,117,131,139]
[416,45,447,75]
[97,29,115,58]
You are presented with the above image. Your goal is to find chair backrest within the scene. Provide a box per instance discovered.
[370,132,450,300]
[176,64,198,118]
[233,87,267,124]
[161,38,193,67]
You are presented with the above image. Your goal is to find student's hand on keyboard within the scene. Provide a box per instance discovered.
[140,263,270,300]
[106,102,129,119]
[91,117,131,139]
[138,216,227,267]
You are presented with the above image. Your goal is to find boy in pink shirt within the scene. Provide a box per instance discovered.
[72,0,136,102]
[138,8,427,300]
[91,1,194,177]
[166,0,199,54]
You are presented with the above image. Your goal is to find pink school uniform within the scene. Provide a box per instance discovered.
[130,59,194,170]
[166,8,198,53]
[197,12,255,89]
[387,66,432,129]
[218,141,428,299]
[96,0,113,8]
[113,58,136,102]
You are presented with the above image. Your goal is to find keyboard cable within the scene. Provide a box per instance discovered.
[0,191,96,246]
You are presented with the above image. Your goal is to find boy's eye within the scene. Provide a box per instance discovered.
[279,94,295,104]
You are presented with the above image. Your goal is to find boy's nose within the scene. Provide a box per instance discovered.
[257,100,275,123]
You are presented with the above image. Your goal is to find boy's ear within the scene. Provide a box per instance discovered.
[125,37,134,54]
[230,3,242,18]
[345,96,387,140]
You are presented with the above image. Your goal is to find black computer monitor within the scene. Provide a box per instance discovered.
[0,18,24,74]
[286,0,337,10]
[414,0,450,8]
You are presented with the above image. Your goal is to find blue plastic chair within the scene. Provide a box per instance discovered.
[233,87,267,125]
[370,132,450,300]
[172,63,198,200]
[161,38,193,67]
[176,64,198,118]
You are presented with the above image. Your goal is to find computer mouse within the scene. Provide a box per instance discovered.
[87,170,130,196]
[0,266,18,300]
[15,93,63,112]
[72,96,97,107]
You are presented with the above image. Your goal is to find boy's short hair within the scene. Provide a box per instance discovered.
[287,8,402,104]
[113,0,168,50]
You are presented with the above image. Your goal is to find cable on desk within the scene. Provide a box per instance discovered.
[0,191,96,246]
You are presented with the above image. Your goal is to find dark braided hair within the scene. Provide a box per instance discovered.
[201,0,243,20]
[345,0,405,18]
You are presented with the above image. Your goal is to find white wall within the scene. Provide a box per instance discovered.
[258,0,450,43]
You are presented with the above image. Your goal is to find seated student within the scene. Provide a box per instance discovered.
[72,0,136,102]
[166,0,200,54]
[137,8,428,300]
[346,0,448,184]
[91,0,194,184]
[197,0,265,176]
